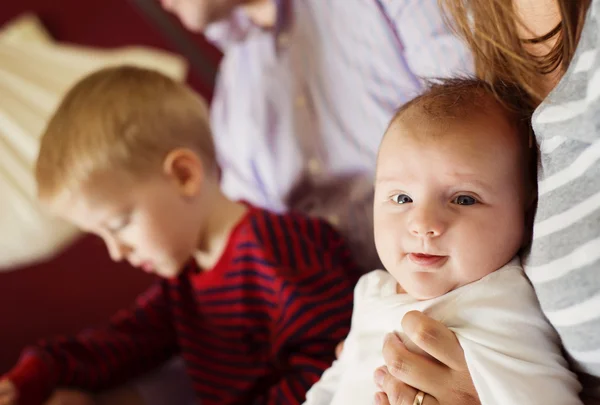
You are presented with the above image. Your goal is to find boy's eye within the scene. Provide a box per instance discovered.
[452,195,477,206]
[391,194,413,204]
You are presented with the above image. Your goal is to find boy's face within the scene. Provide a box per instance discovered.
[374,109,526,300]
[51,170,205,278]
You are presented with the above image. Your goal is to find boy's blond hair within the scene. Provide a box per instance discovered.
[36,65,215,202]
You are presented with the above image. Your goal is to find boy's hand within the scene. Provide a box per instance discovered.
[0,379,17,405]
[44,390,95,405]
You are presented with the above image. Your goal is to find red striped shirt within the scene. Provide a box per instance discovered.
[6,206,359,405]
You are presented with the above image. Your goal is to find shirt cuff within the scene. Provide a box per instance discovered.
[203,7,255,50]
[5,350,57,405]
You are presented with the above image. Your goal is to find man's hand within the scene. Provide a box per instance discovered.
[43,390,95,405]
[0,380,17,405]
[160,0,244,31]
[374,311,480,405]
[159,0,274,32]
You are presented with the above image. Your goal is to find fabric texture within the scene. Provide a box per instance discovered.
[528,0,600,400]
[4,206,359,405]
[304,260,582,405]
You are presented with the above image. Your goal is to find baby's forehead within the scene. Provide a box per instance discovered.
[378,109,524,182]
[385,97,518,145]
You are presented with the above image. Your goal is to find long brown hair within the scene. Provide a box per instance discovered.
[439,0,591,108]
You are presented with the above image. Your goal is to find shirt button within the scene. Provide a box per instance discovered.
[328,215,340,226]
[277,33,290,47]
[295,95,306,108]
[308,158,321,175]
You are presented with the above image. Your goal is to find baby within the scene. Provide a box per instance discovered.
[303,78,583,405]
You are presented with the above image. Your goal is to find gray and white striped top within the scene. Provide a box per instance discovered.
[528,0,600,401]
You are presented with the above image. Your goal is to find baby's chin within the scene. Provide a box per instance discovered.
[396,278,454,301]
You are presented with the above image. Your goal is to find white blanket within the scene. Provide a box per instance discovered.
[304,259,583,405]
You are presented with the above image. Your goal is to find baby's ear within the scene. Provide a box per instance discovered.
[163,148,205,198]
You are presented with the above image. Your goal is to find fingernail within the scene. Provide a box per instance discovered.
[374,368,386,387]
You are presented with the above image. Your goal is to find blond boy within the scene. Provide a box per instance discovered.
[0,66,358,405]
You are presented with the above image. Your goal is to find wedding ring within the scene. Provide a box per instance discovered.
[413,390,425,405]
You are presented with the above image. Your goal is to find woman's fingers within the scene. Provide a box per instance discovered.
[402,311,467,371]
[381,332,448,397]
[374,366,440,405]
[380,313,481,405]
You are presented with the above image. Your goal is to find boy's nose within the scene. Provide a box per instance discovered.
[105,236,130,262]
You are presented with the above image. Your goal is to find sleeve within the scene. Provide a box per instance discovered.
[252,220,358,405]
[3,281,178,405]
[203,8,255,51]
[382,0,473,81]
[448,269,584,405]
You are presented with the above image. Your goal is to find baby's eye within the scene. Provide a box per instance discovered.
[452,195,477,206]
[391,194,413,204]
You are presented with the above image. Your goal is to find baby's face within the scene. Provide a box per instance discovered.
[374,110,526,299]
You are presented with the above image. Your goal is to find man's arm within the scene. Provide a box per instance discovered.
[2,281,178,405]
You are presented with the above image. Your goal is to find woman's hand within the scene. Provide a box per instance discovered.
[374,311,480,405]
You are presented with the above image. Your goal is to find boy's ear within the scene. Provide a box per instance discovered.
[163,148,205,197]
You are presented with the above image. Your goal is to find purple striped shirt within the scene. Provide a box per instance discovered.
[205,0,472,269]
